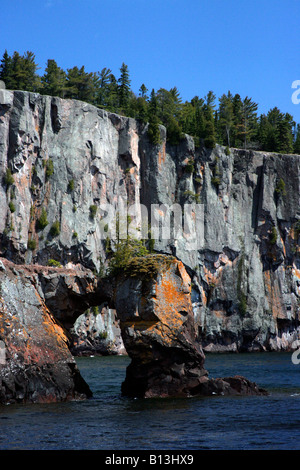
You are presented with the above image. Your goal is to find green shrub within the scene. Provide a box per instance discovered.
[183,190,200,203]
[89,204,97,219]
[50,220,60,237]
[123,253,175,278]
[4,168,14,186]
[9,201,16,213]
[92,306,99,315]
[275,178,286,197]
[37,208,49,230]
[47,259,62,267]
[108,238,149,276]
[72,231,78,239]
[45,159,54,179]
[270,226,278,245]
[99,330,108,340]
[211,176,221,186]
[28,238,36,250]
[185,159,195,174]
[68,179,74,191]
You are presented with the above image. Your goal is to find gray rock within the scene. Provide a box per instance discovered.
[0,90,299,353]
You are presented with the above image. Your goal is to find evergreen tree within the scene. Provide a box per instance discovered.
[135,96,148,123]
[96,67,112,107]
[294,123,300,154]
[204,119,216,149]
[139,83,149,100]
[203,90,216,119]
[22,51,41,91]
[257,107,295,153]
[105,73,119,112]
[194,100,206,142]
[41,59,66,97]
[0,50,13,88]
[236,96,258,149]
[202,91,216,148]
[218,91,234,147]
[118,63,131,113]
[179,101,197,137]
[147,89,161,144]
[277,113,294,154]
[0,50,40,92]
[155,87,183,143]
[66,66,97,103]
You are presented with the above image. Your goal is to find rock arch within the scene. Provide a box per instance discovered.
[0,256,267,404]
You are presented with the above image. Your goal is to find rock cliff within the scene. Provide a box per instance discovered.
[0,89,299,354]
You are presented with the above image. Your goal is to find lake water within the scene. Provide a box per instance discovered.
[0,352,300,450]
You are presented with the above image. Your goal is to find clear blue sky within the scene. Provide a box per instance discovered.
[1,0,299,120]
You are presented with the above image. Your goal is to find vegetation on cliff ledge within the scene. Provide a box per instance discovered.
[107,238,175,278]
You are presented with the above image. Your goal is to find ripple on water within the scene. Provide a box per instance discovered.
[0,353,299,450]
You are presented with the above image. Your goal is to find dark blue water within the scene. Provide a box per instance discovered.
[0,352,300,450]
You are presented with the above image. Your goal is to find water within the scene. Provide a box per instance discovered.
[0,352,300,450]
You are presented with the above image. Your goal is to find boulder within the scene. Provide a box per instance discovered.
[0,258,92,404]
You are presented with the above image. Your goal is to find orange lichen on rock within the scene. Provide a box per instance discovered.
[155,270,192,336]
[158,142,166,168]
[264,270,285,319]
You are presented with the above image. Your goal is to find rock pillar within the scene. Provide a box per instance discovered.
[114,255,267,398]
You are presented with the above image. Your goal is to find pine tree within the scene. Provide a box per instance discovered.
[204,120,216,149]
[0,50,13,88]
[22,51,41,91]
[135,96,148,123]
[236,96,258,149]
[277,113,294,154]
[139,83,148,100]
[218,91,234,147]
[118,63,131,113]
[147,89,161,144]
[294,123,300,154]
[66,66,97,103]
[41,59,66,97]
[106,73,119,112]
[258,108,295,153]
[1,51,40,92]
[97,67,113,107]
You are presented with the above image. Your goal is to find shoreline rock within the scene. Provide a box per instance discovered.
[0,258,92,404]
[0,257,267,403]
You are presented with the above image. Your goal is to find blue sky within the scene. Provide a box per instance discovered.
[1,0,299,120]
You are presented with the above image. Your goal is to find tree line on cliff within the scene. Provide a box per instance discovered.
[1,49,299,154]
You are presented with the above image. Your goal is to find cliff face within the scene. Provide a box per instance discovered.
[0,90,299,352]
